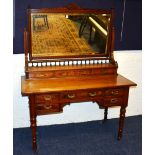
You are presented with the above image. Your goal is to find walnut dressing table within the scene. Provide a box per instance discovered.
[21,4,136,151]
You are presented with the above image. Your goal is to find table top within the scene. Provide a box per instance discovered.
[21,74,137,95]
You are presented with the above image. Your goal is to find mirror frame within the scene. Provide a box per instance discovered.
[27,4,114,61]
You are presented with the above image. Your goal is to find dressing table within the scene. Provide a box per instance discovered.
[21,4,136,151]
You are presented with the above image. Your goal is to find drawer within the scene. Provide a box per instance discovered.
[103,97,123,106]
[104,88,124,96]
[36,103,61,115]
[61,90,103,102]
[35,94,59,104]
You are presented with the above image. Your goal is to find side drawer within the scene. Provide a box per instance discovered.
[36,103,61,115]
[104,88,124,96]
[103,97,124,106]
[35,94,59,104]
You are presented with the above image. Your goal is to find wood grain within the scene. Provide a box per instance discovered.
[21,74,136,95]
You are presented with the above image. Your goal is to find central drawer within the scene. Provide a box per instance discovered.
[61,89,104,103]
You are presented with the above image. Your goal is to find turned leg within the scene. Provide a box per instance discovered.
[117,106,126,140]
[29,95,37,152]
[102,107,108,123]
[104,107,108,120]
[30,115,37,151]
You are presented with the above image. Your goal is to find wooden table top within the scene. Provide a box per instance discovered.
[21,74,137,95]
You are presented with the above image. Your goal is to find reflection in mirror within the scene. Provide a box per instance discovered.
[31,13,111,57]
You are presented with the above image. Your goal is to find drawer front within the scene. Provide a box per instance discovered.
[104,88,124,96]
[103,97,123,106]
[29,72,56,79]
[35,94,59,104]
[61,90,103,102]
[36,103,61,115]
[34,88,125,112]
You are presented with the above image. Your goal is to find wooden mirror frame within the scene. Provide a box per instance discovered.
[26,4,114,61]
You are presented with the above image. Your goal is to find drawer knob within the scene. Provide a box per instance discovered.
[111,90,119,95]
[67,94,75,99]
[88,92,96,97]
[44,95,52,100]
[43,105,52,110]
[110,98,118,103]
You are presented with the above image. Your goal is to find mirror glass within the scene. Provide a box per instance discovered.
[31,13,111,58]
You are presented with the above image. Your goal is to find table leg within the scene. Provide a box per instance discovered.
[104,107,108,120]
[117,105,126,140]
[29,95,37,152]
[102,107,108,123]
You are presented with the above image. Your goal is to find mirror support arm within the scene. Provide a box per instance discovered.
[109,27,115,64]
[24,28,29,78]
